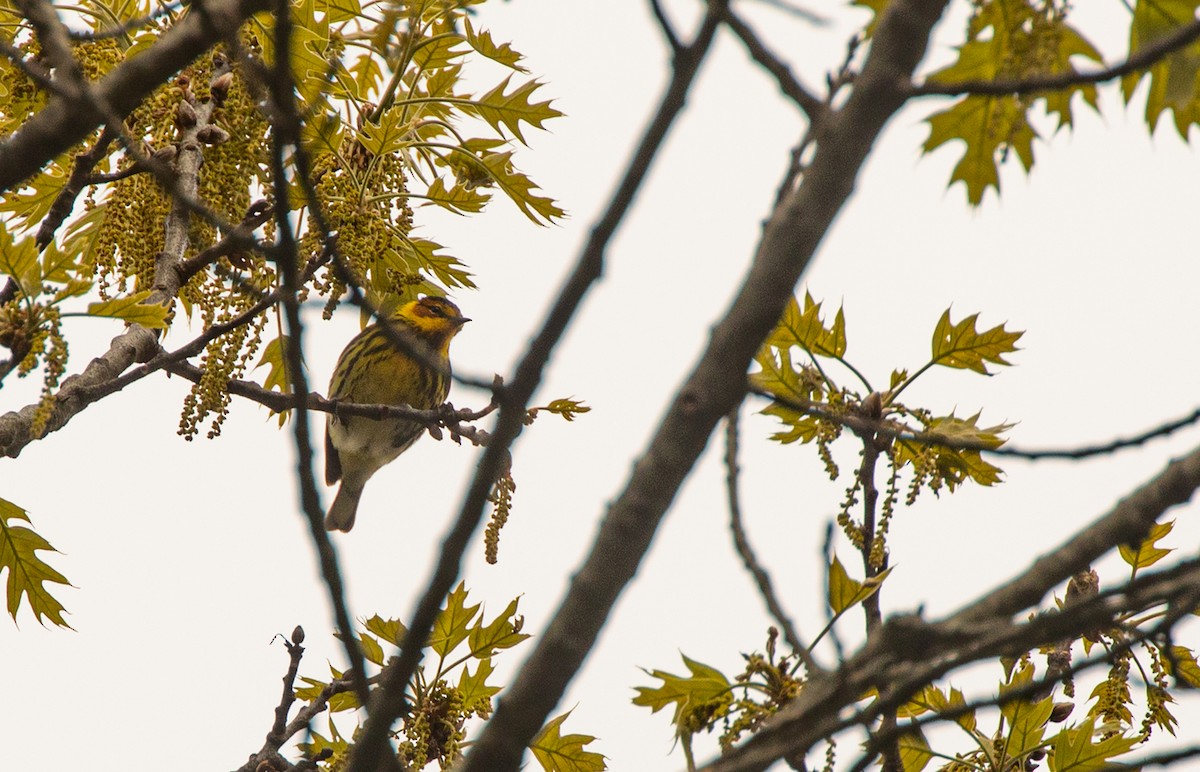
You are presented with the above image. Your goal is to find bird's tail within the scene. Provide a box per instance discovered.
[325,482,363,532]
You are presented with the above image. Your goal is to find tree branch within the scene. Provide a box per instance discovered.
[725,405,821,674]
[723,8,824,117]
[453,0,950,769]
[908,17,1200,98]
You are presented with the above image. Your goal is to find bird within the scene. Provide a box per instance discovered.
[324,295,469,531]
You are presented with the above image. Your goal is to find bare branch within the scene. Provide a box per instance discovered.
[909,17,1200,98]
[265,0,368,709]
[723,8,824,117]
[725,406,821,674]
[648,0,682,53]
[452,1,951,769]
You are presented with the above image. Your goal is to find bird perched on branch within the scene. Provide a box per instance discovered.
[324,295,469,532]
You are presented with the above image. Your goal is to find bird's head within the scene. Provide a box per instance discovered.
[397,295,470,350]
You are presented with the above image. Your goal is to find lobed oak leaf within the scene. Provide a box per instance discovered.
[828,556,892,615]
[464,18,528,72]
[428,582,481,658]
[1119,519,1175,572]
[1047,718,1137,772]
[87,290,170,329]
[530,709,607,772]
[469,75,563,145]
[931,310,1022,374]
[0,497,72,629]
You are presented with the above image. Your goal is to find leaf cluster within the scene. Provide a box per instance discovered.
[295,583,604,770]
[752,294,1021,557]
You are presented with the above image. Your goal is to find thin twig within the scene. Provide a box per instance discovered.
[723,8,824,116]
[648,0,682,52]
[748,386,1200,460]
[265,0,368,709]
[724,405,821,674]
[908,17,1200,98]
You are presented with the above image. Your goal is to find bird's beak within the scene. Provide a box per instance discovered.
[455,317,471,326]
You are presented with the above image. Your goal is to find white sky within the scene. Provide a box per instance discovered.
[3,1,1200,770]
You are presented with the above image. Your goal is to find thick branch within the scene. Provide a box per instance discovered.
[455,1,949,769]
[0,0,271,193]
[909,17,1200,98]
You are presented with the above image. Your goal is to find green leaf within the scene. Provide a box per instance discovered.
[898,726,933,772]
[87,291,170,329]
[254,335,294,394]
[458,657,502,714]
[828,555,892,614]
[0,227,41,297]
[464,18,528,72]
[0,497,72,628]
[1118,519,1175,571]
[896,684,975,732]
[1163,645,1200,687]
[295,676,329,702]
[423,176,490,215]
[921,4,1101,204]
[1121,0,1200,137]
[633,653,732,725]
[999,662,1053,759]
[359,631,384,666]
[530,710,607,772]
[1047,718,1137,772]
[478,150,565,225]
[363,614,406,647]
[321,0,360,24]
[468,597,531,658]
[429,582,480,658]
[766,293,847,360]
[930,309,1022,374]
[467,75,562,145]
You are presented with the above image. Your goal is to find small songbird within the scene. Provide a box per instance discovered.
[324,295,469,531]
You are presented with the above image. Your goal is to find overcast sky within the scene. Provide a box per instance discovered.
[3,1,1200,770]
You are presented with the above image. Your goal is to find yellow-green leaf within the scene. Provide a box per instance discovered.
[458,658,501,714]
[1047,718,1137,772]
[429,582,480,658]
[898,726,933,772]
[255,335,294,394]
[633,653,732,725]
[359,631,384,666]
[467,597,531,658]
[478,150,565,225]
[530,710,607,772]
[1164,645,1200,687]
[0,497,72,628]
[828,556,892,615]
[930,310,1022,374]
[468,75,562,145]
[1118,519,1175,571]
[363,614,406,647]
[423,176,490,215]
[87,291,170,329]
[464,18,528,72]
[1121,0,1200,137]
